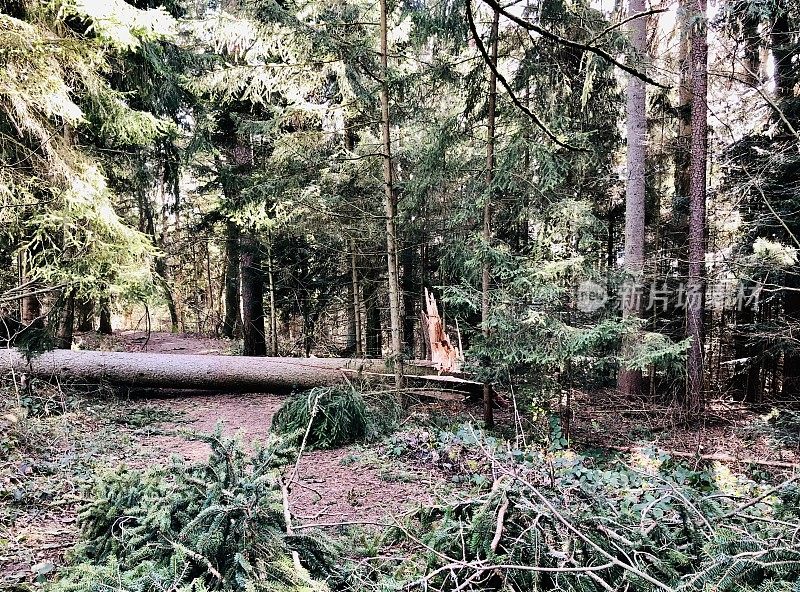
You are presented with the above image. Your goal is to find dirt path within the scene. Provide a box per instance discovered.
[77,329,231,355]
[1,332,449,587]
[136,391,442,524]
[100,331,445,523]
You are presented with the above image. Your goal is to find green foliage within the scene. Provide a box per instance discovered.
[372,425,800,591]
[0,0,173,344]
[746,408,800,449]
[271,386,373,450]
[50,429,338,592]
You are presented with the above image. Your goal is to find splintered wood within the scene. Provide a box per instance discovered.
[422,288,463,373]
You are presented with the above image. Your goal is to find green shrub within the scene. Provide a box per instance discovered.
[271,386,371,450]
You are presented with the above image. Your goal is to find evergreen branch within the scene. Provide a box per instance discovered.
[476,0,669,89]
[465,0,583,151]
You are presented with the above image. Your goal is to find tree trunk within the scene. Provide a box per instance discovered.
[618,0,648,397]
[346,266,358,357]
[3,349,389,391]
[771,13,794,97]
[673,0,691,231]
[351,243,363,357]
[55,289,76,349]
[423,288,462,372]
[482,7,499,428]
[76,298,95,332]
[379,0,404,389]
[159,269,180,333]
[99,297,113,335]
[241,233,267,357]
[364,270,382,358]
[222,221,242,339]
[267,241,279,356]
[402,241,417,356]
[20,250,43,329]
[686,0,708,414]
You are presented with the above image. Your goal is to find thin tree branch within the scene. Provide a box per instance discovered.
[465,0,583,151]
[587,8,669,45]
[476,0,669,89]
[0,284,67,303]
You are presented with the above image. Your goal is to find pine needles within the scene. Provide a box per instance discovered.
[50,429,341,592]
[271,386,377,450]
[368,426,800,592]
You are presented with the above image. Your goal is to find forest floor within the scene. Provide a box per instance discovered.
[2,331,798,588]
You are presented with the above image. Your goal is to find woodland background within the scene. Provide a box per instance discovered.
[2,0,800,589]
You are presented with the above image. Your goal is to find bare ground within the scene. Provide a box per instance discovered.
[570,388,799,471]
[136,391,443,523]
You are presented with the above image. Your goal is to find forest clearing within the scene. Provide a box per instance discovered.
[2,0,800,589]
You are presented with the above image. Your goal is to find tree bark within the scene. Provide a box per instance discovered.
[402,241,417,356]
[364,270,382,358]
[55,289,76,349]
[482,7,499,428]
[76,298,95,332]
[771,12,794,97]
[222,220,242,339]
[159,269,180,333]
[2,350,389,391]
[350,243,363,358]
[267,241,279,356]
[241,233,267,357]
[20,250,43,329]
[99,297,113,335]
[379,0,404,389]
[673,0,691,230]
[618,0,648,397]
[686,0,707,414]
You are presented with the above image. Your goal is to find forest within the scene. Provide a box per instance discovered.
[1,0,800,589]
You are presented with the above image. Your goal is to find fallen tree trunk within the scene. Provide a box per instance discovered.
[2,350,393,391]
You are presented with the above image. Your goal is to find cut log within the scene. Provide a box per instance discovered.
[2,350,391,392]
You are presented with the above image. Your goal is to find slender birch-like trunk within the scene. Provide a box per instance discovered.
[379,0,404,388]
[686,0,708,413]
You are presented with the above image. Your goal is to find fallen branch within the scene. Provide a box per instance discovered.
[490,495,510,553]
[600,444,800,469]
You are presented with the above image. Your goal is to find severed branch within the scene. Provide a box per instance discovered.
[0,283,66,303]
[721,475,800,520]
[490,494,510,552]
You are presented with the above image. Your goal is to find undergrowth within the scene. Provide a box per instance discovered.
[271,386,401,450]
[757,408,800,449]
[49,429,345,592]
[7,376,800,592]
[368,423,800,591]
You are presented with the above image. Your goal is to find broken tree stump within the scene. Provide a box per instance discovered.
[421,288,463,373]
